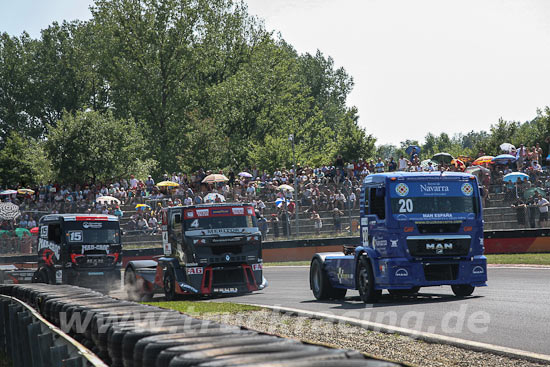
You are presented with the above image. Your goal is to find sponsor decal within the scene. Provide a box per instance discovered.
[461,183,474,196]
[390,239,399,247]
[213,287,238,293]
[81,244,110,253]
[373,239,387,248]
[247,208,254,215]
[55,270,63,284]
[395,183,409,197]
[40,226,48,239]
[68,230,83,242]
[185,210,195,218]
[225,254,231,262]
[82,221,103,229]
[337,267,353,282]
[420,184,449,193]
[211,208,230,215]
[362,226,369,246]
[196,209,209,217]
[252,263,263,271]
[473,266,485,274]
[186,267,204,275]
[395,268,409,277]
[360,217,368,226]
[422,213,453,219]
[38,238,60,260]
[231,207,244,215]
[212,237,241,242]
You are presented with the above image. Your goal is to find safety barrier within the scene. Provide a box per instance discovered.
[0,293,106,367]
[0,283,403,367]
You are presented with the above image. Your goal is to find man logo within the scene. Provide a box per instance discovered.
[426,243,452,254]
[395,268,408,277]
[473,266,485,274]
[390,239,399,247]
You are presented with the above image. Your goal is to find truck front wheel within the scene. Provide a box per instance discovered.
[451,284,475,297]
[164,268,177,301]
[357,256,380,303]
[310,258,347,300]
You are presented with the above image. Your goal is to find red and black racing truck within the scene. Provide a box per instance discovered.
[0,214,122,291]
[124,203,267,300]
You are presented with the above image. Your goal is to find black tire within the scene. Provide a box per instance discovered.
[164,267,177,301]
[32,268,50,284]
[356,255,380,303]
[451,284,475,297]
[310,258,347,300]
[388,286,420,297]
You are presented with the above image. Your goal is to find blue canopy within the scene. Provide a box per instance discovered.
[405,145,421,156]
[492,154,516,164]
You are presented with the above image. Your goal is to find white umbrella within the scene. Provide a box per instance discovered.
[0,202,20,220]
[420,159,438,169]
[238,172,253,178]
[0,190,17,195]
[277,184,295,192]
[204,193,225,202]
[96,195,121,205]
[500,143,515,153]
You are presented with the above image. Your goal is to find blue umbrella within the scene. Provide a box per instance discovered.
[492,154,516,164]
[503,172,529,183]
[405,145,421,156]
[275,198,290,208]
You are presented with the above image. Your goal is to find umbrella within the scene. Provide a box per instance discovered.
[275,198,290,208]
[503,172,529,183]
[472,156,495,166]
[202,174,229,184]
[204,193,226,202]
[96,195,121,205]
[30,227,39,235]
[0,202,20,220]
[238,172,253,178]
[14,228,31,238]
[17,188,34,195]
[405,145,421,156]
[500,143,516,153]
[277,184,295,192]
[431,153,454,165]
[524,187,546,200]
[156,181,179,187]
[492,154,516,164]
[451,159,465,170]
[420,159,438,169]
[465,166,490,181]
[456,155,473,163]
[0,190,17,195]
[135,204,151,210]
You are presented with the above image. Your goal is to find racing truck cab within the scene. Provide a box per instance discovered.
[310,171,487,303]
[125,203,266,300]
[1,214,122,291]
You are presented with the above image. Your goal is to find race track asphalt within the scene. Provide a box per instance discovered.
[209,266,550,356]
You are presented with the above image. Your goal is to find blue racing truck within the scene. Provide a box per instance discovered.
[310,171,487,303]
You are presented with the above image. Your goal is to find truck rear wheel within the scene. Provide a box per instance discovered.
[357,256,380,303]
[310,258,347,300]
[451,284,475,297]
[164,267,177,301]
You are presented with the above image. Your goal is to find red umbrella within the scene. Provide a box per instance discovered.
[30,227,39,235]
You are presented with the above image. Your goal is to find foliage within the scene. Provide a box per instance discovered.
[0,131,52,187]
[45,110,154,183]
[143,300,262,314]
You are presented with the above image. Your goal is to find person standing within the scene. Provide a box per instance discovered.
[537,194,549,227]
[311,211,323,235]
[332,207,344,233]
[270,214,280,238]
[257,215,268,241]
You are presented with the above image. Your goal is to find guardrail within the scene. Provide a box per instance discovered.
[0,294,107,367]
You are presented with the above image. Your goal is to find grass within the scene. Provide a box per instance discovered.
[266,253,550,267]
[485,253,550,265]
[142,300,262,315]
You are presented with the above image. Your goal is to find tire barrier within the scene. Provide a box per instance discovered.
[0,283,405,367]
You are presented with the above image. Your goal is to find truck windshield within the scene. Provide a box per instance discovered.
[184,215,257,231]
[64,222,120,244]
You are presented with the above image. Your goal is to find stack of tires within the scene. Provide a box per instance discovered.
[0,284,402,367]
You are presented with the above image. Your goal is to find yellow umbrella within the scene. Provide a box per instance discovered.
[202,174,229,184]
[156,181,179,187]
[17,188,35,195]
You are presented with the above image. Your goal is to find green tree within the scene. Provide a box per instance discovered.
[45,110,154,183]
[0,131,52,187]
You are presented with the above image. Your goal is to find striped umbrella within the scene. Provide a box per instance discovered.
[472,156,494,166]
[0,202,20,220]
